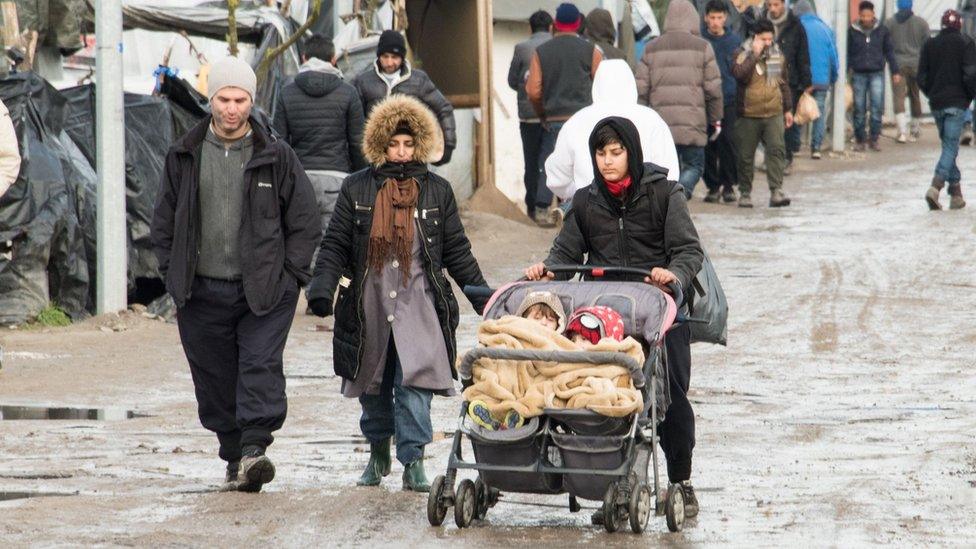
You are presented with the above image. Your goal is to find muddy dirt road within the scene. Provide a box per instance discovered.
[1,135,975,546]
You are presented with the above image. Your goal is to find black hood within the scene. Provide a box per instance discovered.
[588,116,644,188]
[295,70,343,97]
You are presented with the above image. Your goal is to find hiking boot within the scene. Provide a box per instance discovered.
[948,183,966,210]
[237,446,275,493]
[357,437,392,486]
[402,458,430,492]
[853,141,866,152]
[218,460,241,492]
[722,188,737,203]
[769,189,792,208]
[896,133,908,144]
[869,139,881,152]
[926,177,945,211]
[468,400,500,431]
[681,481,699,518]
[703,189,721,203]
[738,193,754,208]
[811,149,822,160]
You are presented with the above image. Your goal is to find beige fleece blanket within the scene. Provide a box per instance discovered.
[461,316,645,418]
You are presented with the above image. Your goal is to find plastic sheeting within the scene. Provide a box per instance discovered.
[0,73,208,325]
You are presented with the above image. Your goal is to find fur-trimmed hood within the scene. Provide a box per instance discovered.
[362,94,443,166]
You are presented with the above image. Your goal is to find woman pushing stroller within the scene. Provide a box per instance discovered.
[525,116,704,518]
[307,94,488,492]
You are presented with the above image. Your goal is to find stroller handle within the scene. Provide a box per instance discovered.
[544,264,683,306]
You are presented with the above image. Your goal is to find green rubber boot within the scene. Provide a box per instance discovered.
[401,458,431,492]
[356,438,392,487]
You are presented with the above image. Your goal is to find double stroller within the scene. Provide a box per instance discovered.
[426,266,688,533]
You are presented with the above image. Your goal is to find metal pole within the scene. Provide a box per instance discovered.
[832,1,849,153]
[95,0,127,314]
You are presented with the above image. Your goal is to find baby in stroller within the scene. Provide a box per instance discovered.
[464,291,644,431]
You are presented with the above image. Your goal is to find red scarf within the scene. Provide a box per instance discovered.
[604,176,632,198]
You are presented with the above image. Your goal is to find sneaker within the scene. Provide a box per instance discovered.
[738,194,753,208]
[869,139,881,152]
[769,189,792,208]
[547,207,565,227]
[811,149,822,160]
[722,188,737,203]
[237,446,275,493]
[853,141,866,152]
[534,207,555,227]
[468,400,500,430]
[502,410,524,430]
[783,159,793,176]
[896,133,908,144]
[910,126,921,141]
[680,481,699,518]
[703,189,721,203]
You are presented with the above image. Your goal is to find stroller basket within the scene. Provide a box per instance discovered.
[546,408,632,437]
[465,416,562,494]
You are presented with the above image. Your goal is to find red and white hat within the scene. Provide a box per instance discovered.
[565,305,625,345]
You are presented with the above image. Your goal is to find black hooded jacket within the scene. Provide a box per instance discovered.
[273,65,367,172]
[543,117,704,292]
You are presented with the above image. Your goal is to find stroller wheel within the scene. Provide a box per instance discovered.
[426,474,449,526]
[629,483,652,534]
[473,477,489,520]
[454,479,477,528]
[665,483,685,532]
[602,481,620,533]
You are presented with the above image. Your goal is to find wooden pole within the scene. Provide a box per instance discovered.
[0,1,19,48]
[476,0,494,190]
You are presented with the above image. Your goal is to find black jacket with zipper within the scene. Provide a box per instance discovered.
[151,116,321,315]
[544,163,704,293]
[306,167,487,381]
[919,28,976,111]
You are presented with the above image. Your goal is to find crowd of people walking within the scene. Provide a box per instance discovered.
[147,0,975,520]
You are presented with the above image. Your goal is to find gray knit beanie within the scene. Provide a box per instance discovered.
[208,56,257,100]
[516,291,568,332]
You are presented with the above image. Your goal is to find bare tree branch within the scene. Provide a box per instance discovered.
[256,0,322,83]
[226,0,240,57]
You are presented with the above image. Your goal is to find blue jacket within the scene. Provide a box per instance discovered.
[848,19,899,74]
[798,13,839,87]
[702,24,742,106]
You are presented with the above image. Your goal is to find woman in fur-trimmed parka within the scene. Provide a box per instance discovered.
[306,94,488,491]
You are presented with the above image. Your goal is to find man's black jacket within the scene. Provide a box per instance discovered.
[151,116,321,316]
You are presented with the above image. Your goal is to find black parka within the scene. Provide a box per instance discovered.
[307,168,487,380]
[151,116,321,315]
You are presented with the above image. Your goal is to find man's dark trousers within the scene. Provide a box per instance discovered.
[659,322,695,483]
[704,104,738,193]
[176,276,299,463]
[519,122,545,215]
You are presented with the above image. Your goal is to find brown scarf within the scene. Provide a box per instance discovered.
[367,177,419,285]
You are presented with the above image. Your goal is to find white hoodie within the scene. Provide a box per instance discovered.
[544,60,680,200]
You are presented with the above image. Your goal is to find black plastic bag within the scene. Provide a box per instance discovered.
[688,251,728,346]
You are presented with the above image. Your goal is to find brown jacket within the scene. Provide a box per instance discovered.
[732,41,793,119]
[526,32,603,121]
[634,0,723,147]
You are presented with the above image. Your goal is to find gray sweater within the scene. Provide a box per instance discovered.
[195,128,253,280]
[886,13,930,71]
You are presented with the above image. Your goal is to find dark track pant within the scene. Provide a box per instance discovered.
[176,276,299,463]
[659,323,695,483]
[519,122,545,215]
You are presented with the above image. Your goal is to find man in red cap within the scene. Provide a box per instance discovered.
[525,2,603,225]
[918,9,976,210]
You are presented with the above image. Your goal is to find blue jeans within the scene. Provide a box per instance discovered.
[675,145,705,198]
[809,88,829,151]
[519,122,544,215]
[535,121,563,209]
[852,71,884,142]
[933,107,966,184]
[359,337,433,465]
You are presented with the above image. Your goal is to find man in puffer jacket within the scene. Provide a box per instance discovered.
[636,0,723,199]
[353,30,456,166]
[848,1,900,151]
[886,0,930,143]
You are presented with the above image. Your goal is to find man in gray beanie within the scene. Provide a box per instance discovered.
[151,55,321,492]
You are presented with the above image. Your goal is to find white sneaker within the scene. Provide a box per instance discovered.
[896,133,908,144]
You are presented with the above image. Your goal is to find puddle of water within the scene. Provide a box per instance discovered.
[0,491,78,502]
[0,405,146,421]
